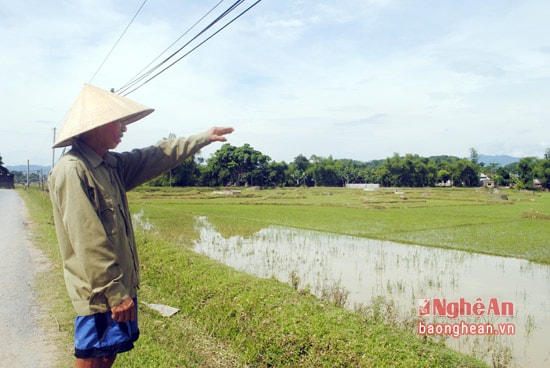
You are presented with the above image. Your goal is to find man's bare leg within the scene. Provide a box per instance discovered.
[75,355,116,368]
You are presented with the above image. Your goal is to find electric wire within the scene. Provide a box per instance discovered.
[54,0,262,161]
[118,0,263,96]
[116,0,226,95]
[117,0,245,95]
[89,0,148,84]
[53,0,261,163]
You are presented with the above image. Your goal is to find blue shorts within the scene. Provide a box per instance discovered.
[74,298,140,358]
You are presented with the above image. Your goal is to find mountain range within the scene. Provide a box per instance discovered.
[478,154,520,166]
[5,164,51,173]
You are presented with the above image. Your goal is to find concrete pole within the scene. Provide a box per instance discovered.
[26,160,30,190]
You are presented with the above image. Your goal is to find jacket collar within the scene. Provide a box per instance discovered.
[71,138,117,169]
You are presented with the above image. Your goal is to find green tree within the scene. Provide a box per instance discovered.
[266,161,288,187]
[469,147,479,165]
[238,144,271,186]
[437,169,451,184]
[534,150,550,189]
[375,153,437,187]
[485,163,501,176]
[336,159,379,184]
[286,155,312,186]
[307,156,342,186]
[206,144,271,186]
[0,154,8,175]
[517,157,537,188]
[454,159,479,187]
[495,166,511,186]
[377,153,402,187]
[205,144,239,186]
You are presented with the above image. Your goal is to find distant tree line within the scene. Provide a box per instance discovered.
[0,154,8,176]
[4,144,548,190]
[3,155,47,187]
[0,154,15,189]
[9,171,44,184]
[147,142,550,190]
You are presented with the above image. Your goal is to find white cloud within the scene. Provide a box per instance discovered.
[1,0,549,167]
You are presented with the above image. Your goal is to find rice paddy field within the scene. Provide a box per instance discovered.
[19,186,550,367]
[128,186,550,264]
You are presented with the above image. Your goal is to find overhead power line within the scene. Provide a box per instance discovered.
[117,0,226,94]
[89,0,149,84]
[117,0,263,96]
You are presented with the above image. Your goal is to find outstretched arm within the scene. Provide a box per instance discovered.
[117,126,235,190]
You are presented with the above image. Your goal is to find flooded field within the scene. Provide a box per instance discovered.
[193,216,550,368]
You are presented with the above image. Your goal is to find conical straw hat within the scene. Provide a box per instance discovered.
[53,84,154,148]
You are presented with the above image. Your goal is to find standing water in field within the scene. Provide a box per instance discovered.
[192,216,550,368]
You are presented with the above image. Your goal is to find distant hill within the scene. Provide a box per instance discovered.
[6,165,51,173]
[478,154,520,166]
[337,154,521,168]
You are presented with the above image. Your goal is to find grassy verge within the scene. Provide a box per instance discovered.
[17,187,75,367]
[19,186,487,367]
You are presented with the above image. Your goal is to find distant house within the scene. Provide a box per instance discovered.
[364,183,380,191]
[479,173,494,188]
[533,179,543,189]
[346,183,367,189]
[345,183,380,191]
[436,179,453,187]
[0,173,14,189]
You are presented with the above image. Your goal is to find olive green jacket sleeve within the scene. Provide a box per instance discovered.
[49,132,211,315]
[113,132,211,191]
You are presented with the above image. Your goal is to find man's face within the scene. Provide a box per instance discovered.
[96,121,127,150]
[110,121,127,146]
[81,120,128,155]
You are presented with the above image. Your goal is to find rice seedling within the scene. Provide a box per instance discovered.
[524,314,536,337]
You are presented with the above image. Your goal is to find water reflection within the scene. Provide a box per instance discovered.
[193,217,550,367]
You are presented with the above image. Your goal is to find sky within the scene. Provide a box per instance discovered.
[1,0,549,167]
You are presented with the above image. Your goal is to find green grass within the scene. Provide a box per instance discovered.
[17,187,75,367]
[129,186,550,264]
[128,236,485,367]
[20,185,550,367]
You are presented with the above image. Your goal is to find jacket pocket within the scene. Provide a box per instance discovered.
[100,200,118,236]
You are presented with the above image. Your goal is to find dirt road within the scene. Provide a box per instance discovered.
[0,189,57,367]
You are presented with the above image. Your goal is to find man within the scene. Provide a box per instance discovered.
[48,84,233,368]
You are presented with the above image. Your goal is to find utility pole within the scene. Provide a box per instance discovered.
[39,169,43,190]
[51,127,56,171]
[26,159,30,190]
